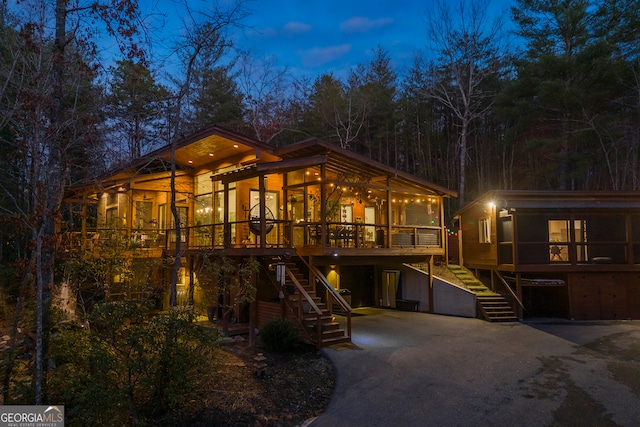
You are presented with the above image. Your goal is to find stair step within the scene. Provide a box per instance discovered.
[319,335,351,347]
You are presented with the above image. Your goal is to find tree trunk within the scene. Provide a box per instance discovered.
[169,144,180,307]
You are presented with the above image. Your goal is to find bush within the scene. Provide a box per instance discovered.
[48,301,219,426]
[260,318,300,352]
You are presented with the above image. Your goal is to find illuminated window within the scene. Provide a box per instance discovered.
[479,218,491,243]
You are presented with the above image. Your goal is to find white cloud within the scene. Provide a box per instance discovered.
[284,21,312,35]
[299,44,352,68]
[340,16,394,33]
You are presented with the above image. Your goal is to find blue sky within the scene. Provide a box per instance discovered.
[233,0,514,78]
[148,0,514,81]
[235,0,428,78]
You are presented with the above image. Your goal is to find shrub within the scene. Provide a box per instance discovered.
[48,301,219,425]
[260,318,300,352]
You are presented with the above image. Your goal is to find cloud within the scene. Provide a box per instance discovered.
[340,16,394,33]
[299,44,352,68]
[284,21,312,35]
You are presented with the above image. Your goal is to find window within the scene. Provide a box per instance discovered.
[135,201,153,229]
[194,173,213,226]
[479,218,491,243]
[548,219,570,262]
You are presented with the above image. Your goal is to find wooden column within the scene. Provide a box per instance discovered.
[320,164,327,248]
[259,173,266,249]
[428,255,434,313]
[223,181,230,246]
[516,273,523,319]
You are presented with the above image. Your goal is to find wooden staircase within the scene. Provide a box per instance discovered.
[447,265,519,322]
[274,257,351,348]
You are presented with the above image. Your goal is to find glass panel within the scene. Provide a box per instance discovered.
[107,193,118,206]
[404,198,440,226]
[364,206,376,244]
[106,207,120,227]
[549,244,568,262]
[195,172,213,195]
[135,201,153,228]
[195,194,212,225]
[287,169,306,185]
[548,220,570,243]
[479,218,491,243]
[158,204,166,230]
[579,216,626,263]
[170,207,188,227]
[214,189,236,224]
[289,193,305,223]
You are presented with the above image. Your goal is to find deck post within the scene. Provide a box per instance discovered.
[428,255,434,312]
[516,273,523,319]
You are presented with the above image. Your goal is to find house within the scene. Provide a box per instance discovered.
[63,126,457,347]
[454,190,640,321]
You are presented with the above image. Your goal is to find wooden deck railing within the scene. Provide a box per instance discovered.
[60,221,443,253]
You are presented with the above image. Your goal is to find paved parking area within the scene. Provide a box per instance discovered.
[311,309,640,427]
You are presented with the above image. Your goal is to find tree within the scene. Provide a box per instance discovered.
[188,63,244,132]
[424,0,506,206]
[306,72,367,150]
[195,252,259,336]
[165,0,249,306]
[360,47,398,164]
[105,60,169,161]
[237,53,292,144]
[0,0,144,404]
[503,0,628,190]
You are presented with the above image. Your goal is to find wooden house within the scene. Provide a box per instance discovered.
[454,190,640,321]
[63,126,456,347]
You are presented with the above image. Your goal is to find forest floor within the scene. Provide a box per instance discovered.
[159,338,335,427]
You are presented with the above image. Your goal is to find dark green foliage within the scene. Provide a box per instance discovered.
[260,318,300,352]
[47,302,218,426]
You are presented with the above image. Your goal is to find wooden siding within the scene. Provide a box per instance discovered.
[459,202,498,267]
[568,272,640,320]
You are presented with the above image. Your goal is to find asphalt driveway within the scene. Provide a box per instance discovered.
[310,308,640,427]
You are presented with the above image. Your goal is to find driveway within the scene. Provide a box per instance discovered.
[310,308,640,427]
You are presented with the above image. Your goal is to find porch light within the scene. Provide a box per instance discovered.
[488,201,496,209]
[332,250,338,258]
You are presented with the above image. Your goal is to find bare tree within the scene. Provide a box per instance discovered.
[0,0,144,404]
[424,0,506,206]
[237,53,292,144]
[164,0,249,306]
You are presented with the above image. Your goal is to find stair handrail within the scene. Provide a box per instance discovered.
[494,271,525,311]
[298,256,351,343]
[285,266,325,346]
[258,261,315,343]
[285,267,323,316]
[299,258,352,314]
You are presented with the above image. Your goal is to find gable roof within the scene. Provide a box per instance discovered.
[275,138,457,197]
